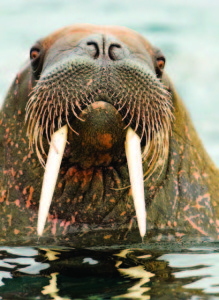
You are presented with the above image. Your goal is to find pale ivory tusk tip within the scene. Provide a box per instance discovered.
[37,125,68,236]
[125,127,146,239]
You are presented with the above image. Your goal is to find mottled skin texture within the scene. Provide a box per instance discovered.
[1,24,219,246]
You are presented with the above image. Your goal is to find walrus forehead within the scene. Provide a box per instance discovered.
[41,24,152,49]
[40,25,155,68]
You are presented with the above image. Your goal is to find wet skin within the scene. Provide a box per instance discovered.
[1,24,219,246]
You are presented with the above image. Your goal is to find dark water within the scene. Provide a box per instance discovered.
[0,243,219,299]
[1,0,219,299]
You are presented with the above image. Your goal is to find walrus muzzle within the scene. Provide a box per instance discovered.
[24,30,173,239]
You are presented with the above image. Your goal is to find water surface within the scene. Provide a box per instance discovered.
[1,243,219,299]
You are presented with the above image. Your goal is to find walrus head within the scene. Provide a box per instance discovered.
[2,24,218,246]
[24,25,173,238]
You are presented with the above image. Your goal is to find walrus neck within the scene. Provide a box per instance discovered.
[145,85,219,238]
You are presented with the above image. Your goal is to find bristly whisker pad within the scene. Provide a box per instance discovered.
[25,58,174,175]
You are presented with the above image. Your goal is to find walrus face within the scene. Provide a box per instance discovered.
[24,25,174,239]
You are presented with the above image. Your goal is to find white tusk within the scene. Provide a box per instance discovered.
[37,125,68,236]
[125,127,146,238]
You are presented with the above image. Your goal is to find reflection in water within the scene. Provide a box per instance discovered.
[0,247,49,287]
[0,245,219,300]
[0,247,38,256]
[114,265,153,299]
[159,248,219,294]
[42,272,71,300]
[3,258,49,274]
[0,246,219,299]
[0,272,12,287]
[113,249,153,299]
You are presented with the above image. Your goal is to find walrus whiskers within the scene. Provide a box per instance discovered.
[39,125,46,156]
[34,126,46,167]
[142,122,170,182]
[26,59,173,163]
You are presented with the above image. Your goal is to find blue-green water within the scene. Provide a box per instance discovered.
[1,0,219,299]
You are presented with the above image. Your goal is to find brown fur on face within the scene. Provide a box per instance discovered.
[0,24,219,246]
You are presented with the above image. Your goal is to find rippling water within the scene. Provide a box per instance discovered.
[1,244,219,299]
[1,0,219,299]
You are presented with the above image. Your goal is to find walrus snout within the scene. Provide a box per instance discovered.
[83,34,128,61]
[66,101,127,168]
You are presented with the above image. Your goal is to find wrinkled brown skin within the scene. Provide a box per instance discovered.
[1,24,219,247]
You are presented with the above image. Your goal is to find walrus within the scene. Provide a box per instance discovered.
[1,24,219,246]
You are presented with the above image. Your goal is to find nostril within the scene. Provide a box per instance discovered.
[108,44,122,61]
[86,42,99,59]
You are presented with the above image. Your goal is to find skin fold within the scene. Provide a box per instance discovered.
[0,24,219,247]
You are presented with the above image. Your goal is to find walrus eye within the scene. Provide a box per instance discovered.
[30,45,43,79]
[156,57,165,77]
[30,47,41,61]
[30,49,39,60]
[157,57,165,69]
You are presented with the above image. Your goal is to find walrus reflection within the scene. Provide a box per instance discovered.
[0,24,219,246]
